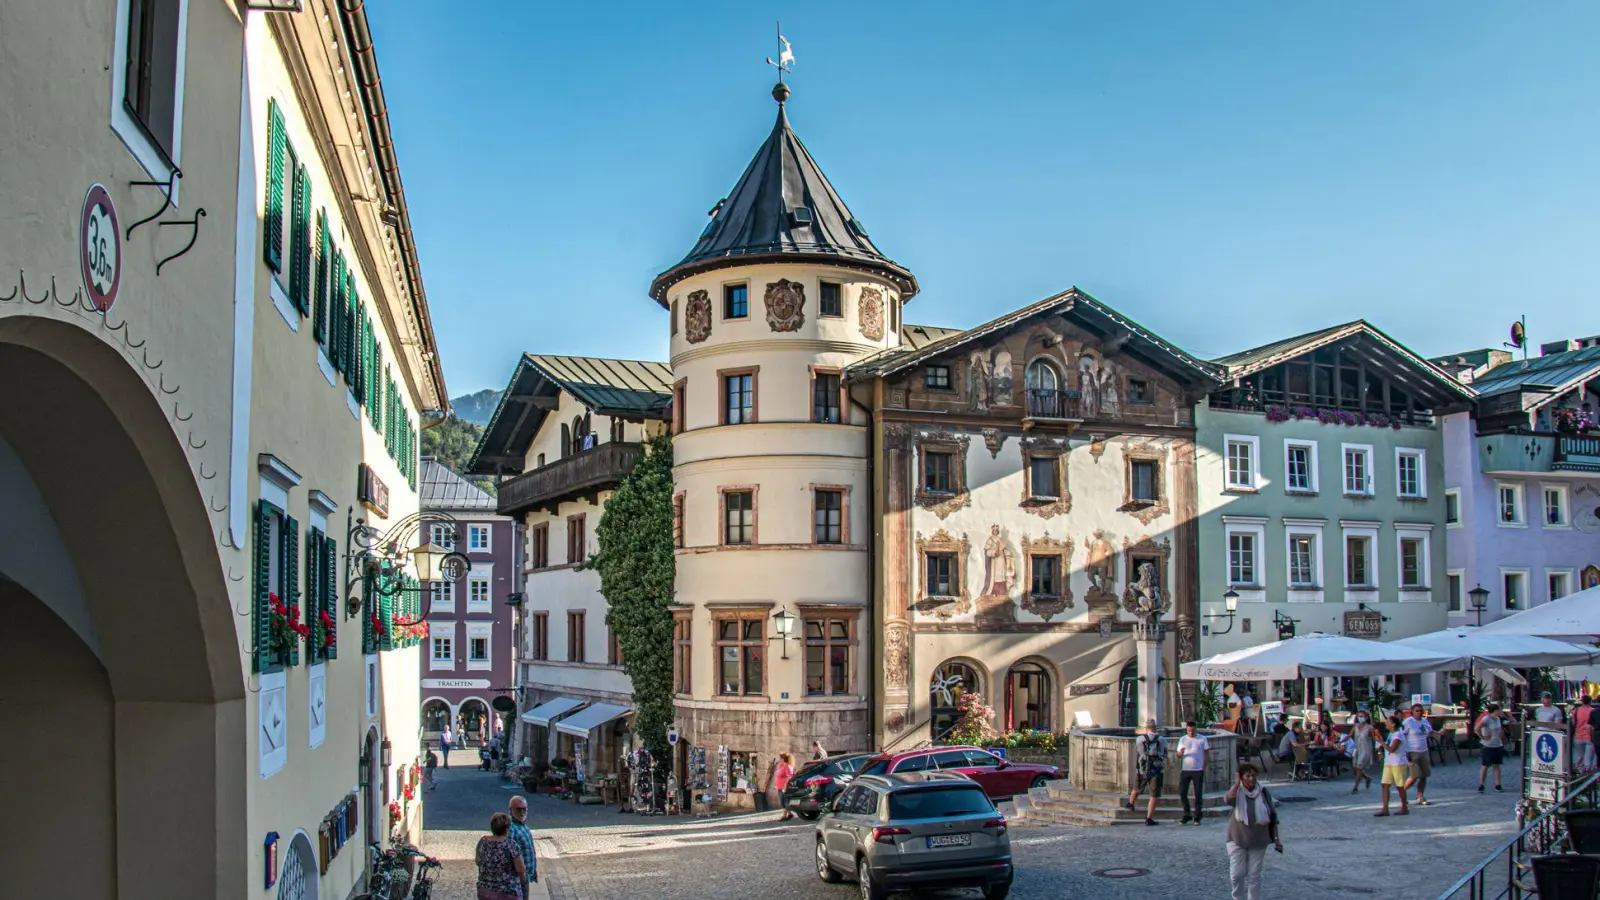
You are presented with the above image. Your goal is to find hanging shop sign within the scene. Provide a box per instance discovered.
[79,183,121,312]
[358,463,390,518]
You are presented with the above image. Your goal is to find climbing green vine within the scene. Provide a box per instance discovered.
[583,433,676,760]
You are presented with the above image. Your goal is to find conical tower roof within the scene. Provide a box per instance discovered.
[649,86,918,306]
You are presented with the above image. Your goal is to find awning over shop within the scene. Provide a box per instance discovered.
[555,702,632,738]
[521,697,586,727]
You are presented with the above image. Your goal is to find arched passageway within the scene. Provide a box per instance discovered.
[0,320,245,899]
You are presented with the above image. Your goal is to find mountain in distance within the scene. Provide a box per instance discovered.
[450,389,503,427]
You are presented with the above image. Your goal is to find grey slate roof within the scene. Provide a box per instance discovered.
[1212,322,1358,370]
[649,98,917,305]
[1466,344,1600,400]
[847,288,1222,388]
[419,457,496,511]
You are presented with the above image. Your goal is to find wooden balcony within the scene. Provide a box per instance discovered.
[1479,432,1600,475]
[496,441,644,516]
[1023,388,1083,429]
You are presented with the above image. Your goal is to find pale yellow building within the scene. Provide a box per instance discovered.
[0,3,446,898]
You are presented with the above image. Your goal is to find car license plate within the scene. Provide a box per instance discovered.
[927,833,971,848]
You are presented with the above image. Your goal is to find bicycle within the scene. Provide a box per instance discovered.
[353,842,441,900]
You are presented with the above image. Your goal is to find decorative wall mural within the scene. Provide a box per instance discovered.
[967,352,990,411]
[1077,354,1100,418]
[765,279,807,332]
[1176,618,1198,662]
[884,620,910,690]
[859,286,885,340]
[1585,564,1600,591]
[976,525,1018,626]
[1021,534,1074,622]
[990,349,1014,407]
[1083,530,1119,616]
[684,290,712,344]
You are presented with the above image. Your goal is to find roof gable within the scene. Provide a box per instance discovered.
[1213,320,1475,405]
[847,287,1222,388]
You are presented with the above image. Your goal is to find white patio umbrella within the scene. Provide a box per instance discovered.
[1392,627,1596,669]
[1179,632,1464,681]
[1476,585,1600,640]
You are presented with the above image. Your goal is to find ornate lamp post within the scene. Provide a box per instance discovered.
[342,510,472,619]
[1469,584,1490,627]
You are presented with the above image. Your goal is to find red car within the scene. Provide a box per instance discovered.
[855,746,1059,800]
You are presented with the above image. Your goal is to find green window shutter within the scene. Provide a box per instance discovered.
[305,529,321,662]
[264,100,286,272]
[369,343,383,431]
[343,281,357,387]
[365,321,376,409]
[313,212,329,344]
[329,253,345,371]
[289,162,310,315]
[285,516,301,667]
[361,573,374,655]
[352,304,365,403]
[324,533,339,660]
[252,502,273,674]
[379,589,394,652]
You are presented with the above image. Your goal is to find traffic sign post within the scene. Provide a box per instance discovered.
[1523,722,1570,812]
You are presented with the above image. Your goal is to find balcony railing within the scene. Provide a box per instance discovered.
[497,441,644,515]
[1025,388,1083,421]
[1479,432,1600,475]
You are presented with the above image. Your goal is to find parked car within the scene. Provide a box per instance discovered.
[854,746,1059,800]
[781,752,875,820]
[815,772,1012,900]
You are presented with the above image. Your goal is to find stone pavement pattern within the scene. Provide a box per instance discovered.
[424,750,1523,899]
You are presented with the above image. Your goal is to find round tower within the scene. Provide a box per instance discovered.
[650,84,917,791]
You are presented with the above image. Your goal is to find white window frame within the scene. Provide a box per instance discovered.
[429,580,453,613]
[468,523,493,551]
[1340,522,1380,601]
[1395,448,1426,499]
[1221,517,1268,600]
[1284,519,1325,603]
[430,621,456,670]
[430,522,459,551]
[1496,481,1526,528]
[1446,569,1465,618]
[1501,567,1530,612]
[1547,568,1575,604]
[110,0,191,187]
[1395,525,1432,597]
[467,563,494,609]
[1342,444,1374,496]
[466,622,493,671]
[1224,434,1260,491]
[1542,483,1571,529]
[1444,488,1462,529]
[1284,439,1318,494]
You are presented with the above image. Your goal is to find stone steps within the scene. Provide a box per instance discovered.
[1013,783,1233,827]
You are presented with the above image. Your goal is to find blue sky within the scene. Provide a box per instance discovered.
[366,2,1600,398]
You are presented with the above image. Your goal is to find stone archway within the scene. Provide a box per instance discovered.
[1004,657,1060,733]
[0,319,245,900]
[458,697,490,746]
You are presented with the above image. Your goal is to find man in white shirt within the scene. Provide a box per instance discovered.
[1535,692,1565,723]
[1401,704,1434,806]
[1176,720,1209,825]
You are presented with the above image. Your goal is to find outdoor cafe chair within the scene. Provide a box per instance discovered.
[1289,743,1316,782]
[1530,853,1600,899]
[1564,810,1600,855]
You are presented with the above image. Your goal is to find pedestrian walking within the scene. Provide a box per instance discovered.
[1126,719,1169,826]
[1401,703,1433,806]
[1477,702,1509,792]
[774,752,797,821]
[441,727,453,769]
[475,812,527,900]
[1375,716,1410,817]
[1224,763,1280,900]
[425,746,438,791]
[1349,711,1376,793]
[811,740,828,761]
[1177,720,1208,825]
[507,796,538,895]
[1575,696,1596,773]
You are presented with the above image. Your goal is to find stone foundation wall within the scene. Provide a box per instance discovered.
[679,704,872,762]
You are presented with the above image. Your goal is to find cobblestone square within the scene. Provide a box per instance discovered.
[422,752,1522,899]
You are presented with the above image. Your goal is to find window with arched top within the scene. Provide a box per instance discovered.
[1026,359,1059,393]
[930,659,984,739]
[560,424,571,458]
[1005,659,1056,733]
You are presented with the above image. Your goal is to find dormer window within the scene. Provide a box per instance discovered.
[788,207,813,228]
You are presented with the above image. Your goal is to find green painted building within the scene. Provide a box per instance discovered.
[1194,322,1475,702]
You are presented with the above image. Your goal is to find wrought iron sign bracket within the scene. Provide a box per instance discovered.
[126,168,181,240]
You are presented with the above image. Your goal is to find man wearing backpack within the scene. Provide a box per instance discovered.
[1127,719,1169,826]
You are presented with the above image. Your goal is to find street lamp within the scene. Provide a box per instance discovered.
[1203,589,1240,636]
[380,739,392,768]
[770,608,797,660]
[408,541,449,584]
[344,510,471,619]
[1469,584,1490,626]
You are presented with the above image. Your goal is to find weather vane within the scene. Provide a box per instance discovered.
[765,23,794,82]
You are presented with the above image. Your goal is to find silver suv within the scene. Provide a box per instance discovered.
[814,772,1012,900]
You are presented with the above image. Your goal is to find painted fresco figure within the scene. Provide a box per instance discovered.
[990,349,1014,406]
[969,352,990,410]
[983,525,1016,597]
